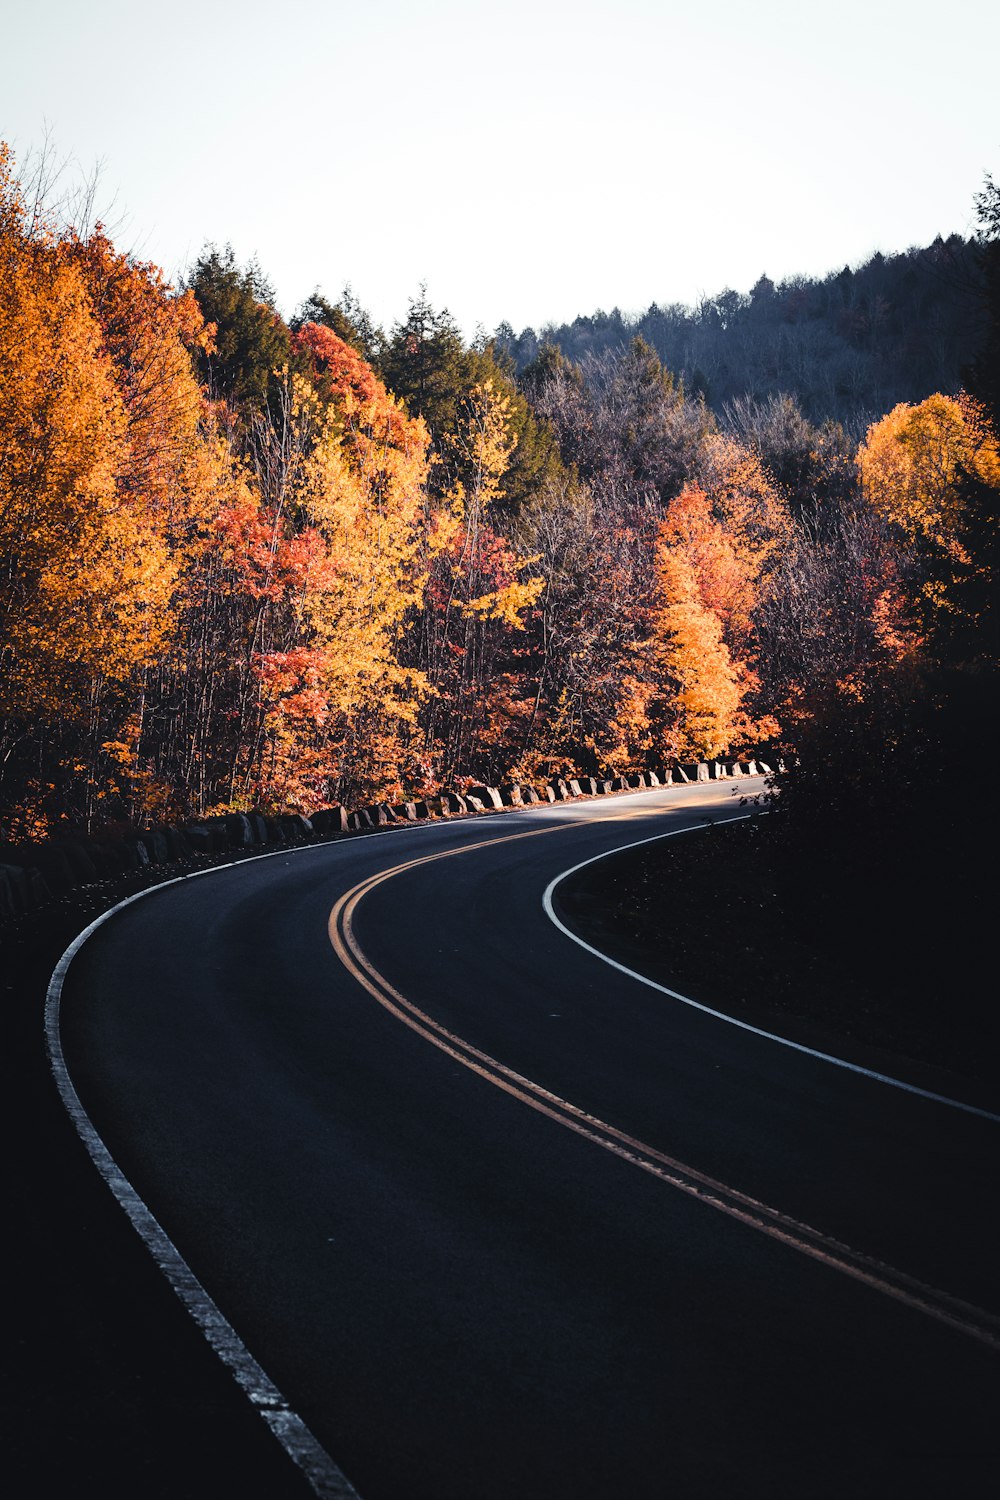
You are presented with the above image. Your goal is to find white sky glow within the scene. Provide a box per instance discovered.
[5,0,998,336]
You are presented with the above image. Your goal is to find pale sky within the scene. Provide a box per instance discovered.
[4,0,998,338]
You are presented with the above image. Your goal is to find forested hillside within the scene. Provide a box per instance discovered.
[497,237,982,426]
[1,141,996,846]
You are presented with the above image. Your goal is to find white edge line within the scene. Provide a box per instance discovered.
[542,816,1000,1125]
[44,851,363,1500]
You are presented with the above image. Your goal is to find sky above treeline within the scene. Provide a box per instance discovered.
[6,0,999,338]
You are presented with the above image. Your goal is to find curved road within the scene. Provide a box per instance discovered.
[56,782,1000,1498]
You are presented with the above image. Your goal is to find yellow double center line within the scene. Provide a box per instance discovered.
[328,821,1000,1351]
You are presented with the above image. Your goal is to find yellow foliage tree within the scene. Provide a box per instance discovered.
[247,331,436,807]
[296,374,430,708]
[858,392,1000,550]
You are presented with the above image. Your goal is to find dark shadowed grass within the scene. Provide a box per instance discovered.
[556,812,998,1099]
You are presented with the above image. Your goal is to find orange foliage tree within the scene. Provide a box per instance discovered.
[633,439,789,763]
[0,150,169,829]
[1,144,265,829]
[646,538,746,758]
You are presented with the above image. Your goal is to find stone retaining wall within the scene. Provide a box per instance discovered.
[1,760,781,917]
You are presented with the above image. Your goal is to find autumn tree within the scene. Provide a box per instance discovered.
[853,389,1000,672]
[0,149,176,829]
[509,479,592,772]
[646,536,745,760]
[564,503,660,773]
[414,378,543,781]
[229,323,435,808]
[513,344,753,774]
[379,292,561,517]
[1,148,293,830]
[510,472,673,776]
[756,498,909,738]
[640,466,786,761]
[858,392,1000,551]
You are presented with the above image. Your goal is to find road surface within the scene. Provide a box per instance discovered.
[55,782,1000,1498]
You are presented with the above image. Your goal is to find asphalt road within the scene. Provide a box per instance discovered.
[56,782,1000,1498]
